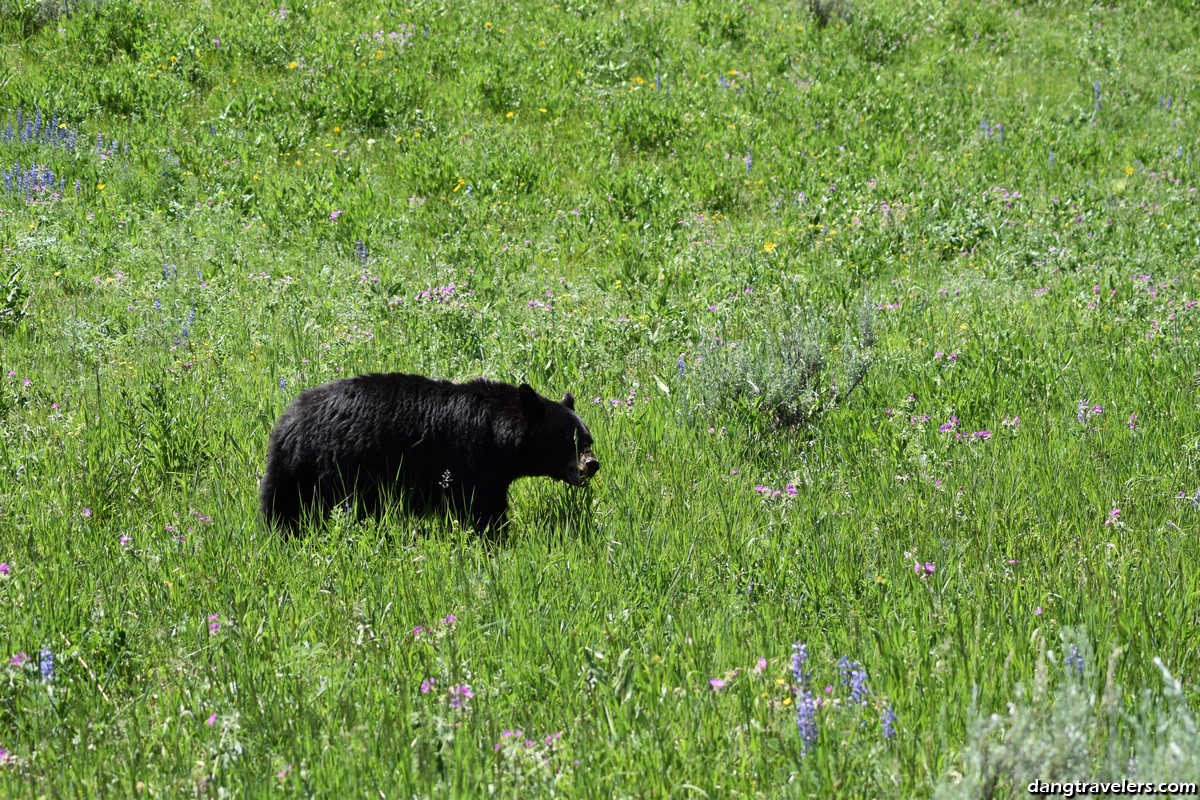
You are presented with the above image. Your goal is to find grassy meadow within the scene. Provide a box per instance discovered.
[2,0,1200,795]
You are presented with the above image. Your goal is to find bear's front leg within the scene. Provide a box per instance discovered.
[468,488,509,531]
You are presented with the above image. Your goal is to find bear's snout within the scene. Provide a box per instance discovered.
[581,452,600,478]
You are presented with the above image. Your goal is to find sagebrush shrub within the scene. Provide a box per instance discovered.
[689,307,873,430]
[937,632,1200,800]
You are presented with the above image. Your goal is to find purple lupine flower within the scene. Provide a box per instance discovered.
[881,706,897,740]
[838,657,870,705]
[791,642,809,684]
[795,686,818,753]
[39,648,53,682]
[1065,644,1084,674]
[791,641,819,753]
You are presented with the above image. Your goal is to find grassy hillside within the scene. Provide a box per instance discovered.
[1,0,1198,795]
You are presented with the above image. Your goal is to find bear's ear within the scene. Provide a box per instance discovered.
[562,393,575,411]
[519,383,544,421]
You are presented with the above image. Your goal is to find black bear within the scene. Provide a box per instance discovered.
[260,373,599,533]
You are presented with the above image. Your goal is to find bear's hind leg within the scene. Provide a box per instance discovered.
[261,462,310,533]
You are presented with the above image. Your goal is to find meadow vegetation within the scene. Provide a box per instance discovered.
[1,0,1198,795]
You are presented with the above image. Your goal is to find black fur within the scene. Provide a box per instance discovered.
[260,373,599,533]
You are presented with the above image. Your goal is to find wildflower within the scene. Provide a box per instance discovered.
[838,656,870,705]
[449,683,474,709]
[763,241,776,252]
[420,678,436,694]
[795,689,818,753]
[1128,413,1138,431]
[1105,508,1120,526]
[39,649,53,682]
[441,614,457,626]
[119,535,132,547]
[413,625,425,637]
[0,563,9,576]
[208,613,221,634]
[277,764,292,780]
[1034,606,1043,616]
[9,652,27,667]
[329,209,344,221]
[791,642,809,684]
[1065,644,1084,674]
[881,707,897,740]
[709,678,726,691]
[754,657,768,674]
[81,507,92,518]
[206,712,217,726]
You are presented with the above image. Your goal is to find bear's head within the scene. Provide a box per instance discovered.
[519,383,600,486]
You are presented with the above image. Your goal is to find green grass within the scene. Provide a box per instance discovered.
[1,0,1199,795]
